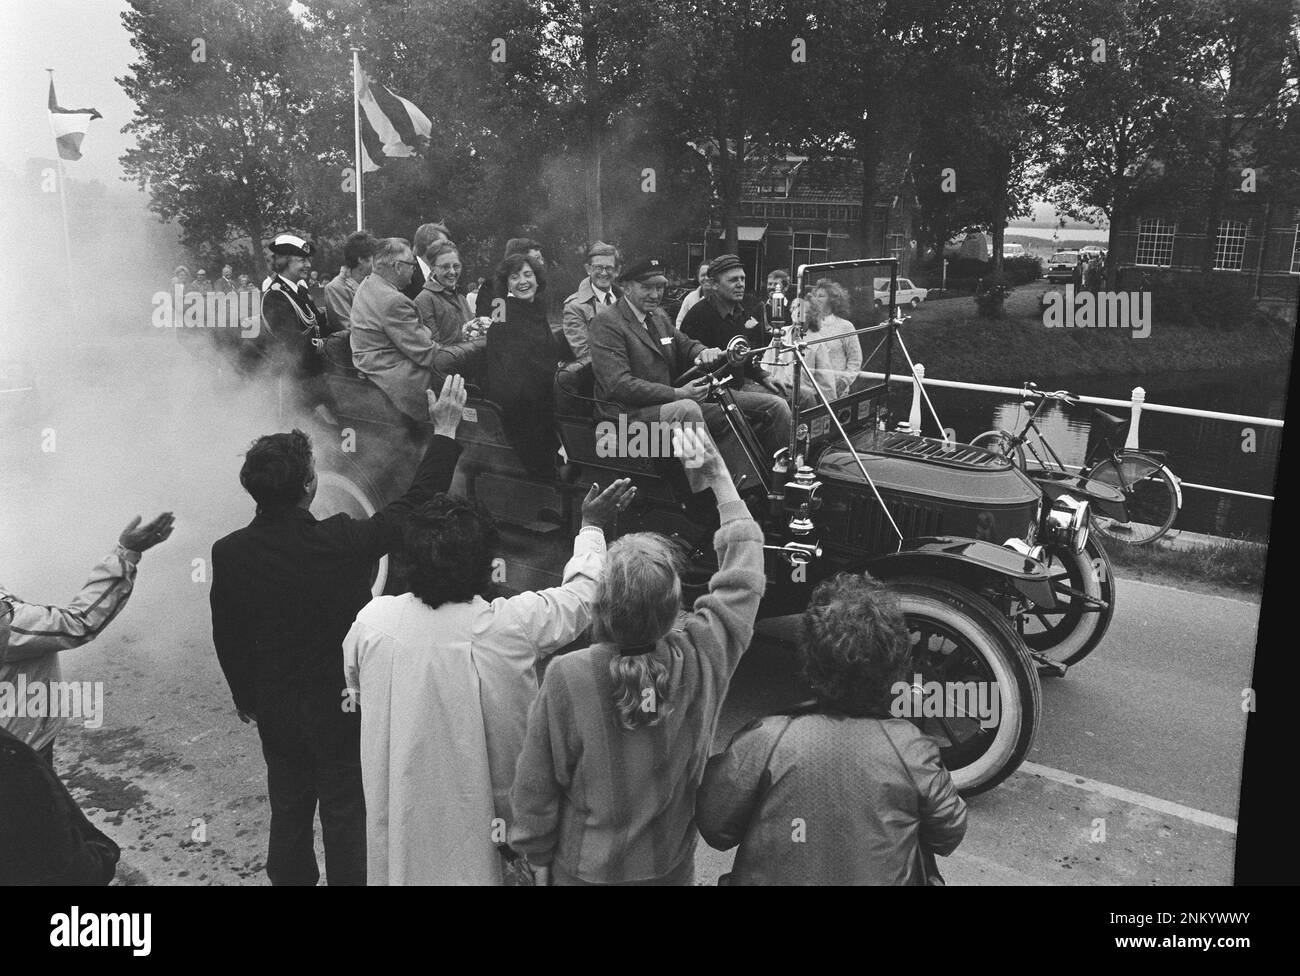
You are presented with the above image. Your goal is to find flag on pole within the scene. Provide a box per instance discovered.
[48,79,101,161]
[355,66,431,173]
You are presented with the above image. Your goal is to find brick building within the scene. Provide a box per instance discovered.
[671,151,920,288]
[1112,198,1300,321]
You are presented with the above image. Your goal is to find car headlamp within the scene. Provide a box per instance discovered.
[1043,495,1091,553]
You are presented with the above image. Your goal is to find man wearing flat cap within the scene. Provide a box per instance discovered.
[589,257,791,493]
[680,254,782,395]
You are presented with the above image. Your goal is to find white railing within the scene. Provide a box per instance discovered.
[855,366,1281,503]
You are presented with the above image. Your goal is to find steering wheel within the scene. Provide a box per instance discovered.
[672,336,751,386]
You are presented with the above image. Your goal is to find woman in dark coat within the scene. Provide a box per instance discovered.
[484,252,560,475]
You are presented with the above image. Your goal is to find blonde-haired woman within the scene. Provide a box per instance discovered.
[509,430,765,885]
[803,278,863,400]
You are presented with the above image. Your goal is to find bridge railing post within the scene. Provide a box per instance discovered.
[1126,386,1145,449]
[910,363,925,433]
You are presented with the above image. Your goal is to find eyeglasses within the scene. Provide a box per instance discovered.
[393,259,417,269]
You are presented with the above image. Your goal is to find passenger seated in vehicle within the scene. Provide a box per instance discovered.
[765,278,864,408]
[350,237,441,422]
[589,256,791,494]
[414,241,483,347]
[483,252,561,475]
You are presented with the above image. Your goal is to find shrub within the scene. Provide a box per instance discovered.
[974,271,1013,318]
[1001,255,1044,285]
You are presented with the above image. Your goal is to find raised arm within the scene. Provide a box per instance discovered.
[348,376,467,557]
[677,431,766,680]
[1,514,173,664]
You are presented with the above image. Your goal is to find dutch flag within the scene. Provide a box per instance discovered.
[48,79,101,161]
[356,66,432,173]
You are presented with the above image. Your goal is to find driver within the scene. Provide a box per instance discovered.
[589,257,791,494]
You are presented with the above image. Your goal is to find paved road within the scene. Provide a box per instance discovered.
[0,341,1258,885]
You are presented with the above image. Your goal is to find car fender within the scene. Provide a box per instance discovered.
[863,535,1057,609]
[1028,469,1128,521]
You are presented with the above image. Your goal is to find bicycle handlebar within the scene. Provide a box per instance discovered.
[1022,382,1078,405]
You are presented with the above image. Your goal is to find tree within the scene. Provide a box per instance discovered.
[920,0,1080,273]
[1044,0,1213,288]
[119,0,343,272]
[784,0,927,256]
[645,0,804,253]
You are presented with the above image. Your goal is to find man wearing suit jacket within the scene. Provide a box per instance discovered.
[589,257,792,492]
[561,241,620,363]
[210,376,467,886]
[351,238,441,421]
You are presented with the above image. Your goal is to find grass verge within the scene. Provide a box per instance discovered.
[1103,534,1267,597]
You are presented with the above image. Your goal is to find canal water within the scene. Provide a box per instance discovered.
[884,366,1288,540]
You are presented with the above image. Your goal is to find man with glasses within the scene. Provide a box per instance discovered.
[561,241,621,363]
[350,238,443,421]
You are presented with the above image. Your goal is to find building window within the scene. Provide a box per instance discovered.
[1291,226,1299,274]
[1135,218,1176,267]
[1214,219,1248,271]
[791,232,828,274]
[887,232,906,260]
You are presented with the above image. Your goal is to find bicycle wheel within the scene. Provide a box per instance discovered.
[1088,452,1179,545]
[971,429,1026,468]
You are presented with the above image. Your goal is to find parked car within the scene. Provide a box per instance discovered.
[1002,243,1026,259]
[873,277,929,308]
[1045,250,1082,284]
[1078,245,1107,261]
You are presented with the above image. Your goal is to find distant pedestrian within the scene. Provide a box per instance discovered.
[696,572,967,885]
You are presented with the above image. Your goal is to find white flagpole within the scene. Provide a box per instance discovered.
[45,69,75,289]
[351,47,363,232]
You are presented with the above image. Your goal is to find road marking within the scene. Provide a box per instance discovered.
[1017,761,1237,835]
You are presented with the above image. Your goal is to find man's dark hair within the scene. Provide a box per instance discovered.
[504,237,541,258]
[402,496,501,609]
[239,429,314,513]
[495,252,547,299]
[342,231,377,269]
[800,572,912,718]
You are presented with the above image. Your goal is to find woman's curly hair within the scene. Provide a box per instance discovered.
[799,572,913,717]
[809,277,851,328]
[401,495,501,609]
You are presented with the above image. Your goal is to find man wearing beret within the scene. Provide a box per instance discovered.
[589,257,791,493]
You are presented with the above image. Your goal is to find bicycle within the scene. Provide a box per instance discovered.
[971,382,1182,546]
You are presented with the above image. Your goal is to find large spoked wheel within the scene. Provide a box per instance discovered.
[1088,452,1179,545]
[313,467,389,598]
[893,578,1041,795]
[1021,534,1115,667]
[971,429,1026,469]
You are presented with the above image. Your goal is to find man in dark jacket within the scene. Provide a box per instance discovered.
[680,254,783,397]
[0,725,120,884]
[210,375,467,885]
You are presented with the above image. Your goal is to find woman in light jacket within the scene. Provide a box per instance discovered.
[413,241,475,346]
[802,278,863,400]
[696,572,967,885]
[510,432,766,885]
